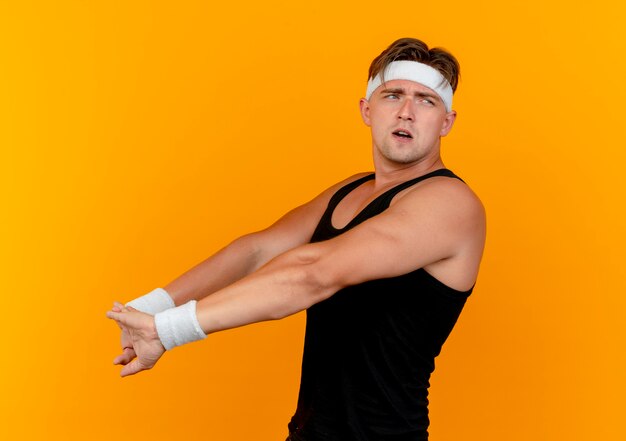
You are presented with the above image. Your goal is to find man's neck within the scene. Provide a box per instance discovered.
[372,155,445,189]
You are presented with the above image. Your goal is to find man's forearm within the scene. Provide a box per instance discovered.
[163,233,267,306]
[194,243,336,334]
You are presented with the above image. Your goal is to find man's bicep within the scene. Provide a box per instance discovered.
[254,201,325,255]
[251,174,371,268]
[312,188,478,289]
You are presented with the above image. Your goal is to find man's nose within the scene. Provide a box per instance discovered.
[397,99,415,121]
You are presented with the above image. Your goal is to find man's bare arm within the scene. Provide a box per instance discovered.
[194,179,486,333]
[160,174,372,306]
[107,178,485,376]
[111,174,370,368]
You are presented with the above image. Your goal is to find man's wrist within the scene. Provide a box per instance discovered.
[126,288,175,315]
[154,300,207,350]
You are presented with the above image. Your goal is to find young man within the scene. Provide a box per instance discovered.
[107,38,486,441]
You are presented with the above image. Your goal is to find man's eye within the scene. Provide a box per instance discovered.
[385,94,398,99]
[421,99,434,105]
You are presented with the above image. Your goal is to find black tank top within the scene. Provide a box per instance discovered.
[288,169,473,441]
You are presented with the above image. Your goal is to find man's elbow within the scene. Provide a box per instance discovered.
[298,243,346,293]
[298,257,340,304]
[267,246,342,319]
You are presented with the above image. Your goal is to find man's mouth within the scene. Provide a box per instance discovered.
[392,129,413,139]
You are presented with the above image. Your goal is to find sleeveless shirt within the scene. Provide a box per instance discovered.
[287,169,473,441]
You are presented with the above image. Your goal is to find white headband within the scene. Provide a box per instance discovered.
[365,60,453,111]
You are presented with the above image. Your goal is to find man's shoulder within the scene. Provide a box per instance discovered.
[316,172,375,199]
[392,172,485,227]
[336,172,375,187]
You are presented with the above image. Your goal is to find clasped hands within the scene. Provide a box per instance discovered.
[106,302,166,377]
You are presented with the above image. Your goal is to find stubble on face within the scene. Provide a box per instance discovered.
[376,137,430,165]
[373,122,443,168]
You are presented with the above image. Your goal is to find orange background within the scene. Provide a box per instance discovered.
[1,1,625,440]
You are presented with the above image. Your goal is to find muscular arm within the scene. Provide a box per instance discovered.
[161,174,371,306]
[195,179,486,334]
[107,177,485,376]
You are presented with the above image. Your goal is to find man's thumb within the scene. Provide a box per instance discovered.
[120,359,144,377]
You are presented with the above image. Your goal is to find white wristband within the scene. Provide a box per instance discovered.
[154,300,207,350]
[125,288,175,315]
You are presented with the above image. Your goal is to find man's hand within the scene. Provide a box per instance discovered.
[106,304,166,377]
[111,302,136,366]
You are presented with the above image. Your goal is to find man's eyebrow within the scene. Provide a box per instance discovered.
[379,88,405,94]
[379,88,441,102]
[415,91,441,102]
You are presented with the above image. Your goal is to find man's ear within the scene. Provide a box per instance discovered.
[359,98,371,127]
[440,110,457,136]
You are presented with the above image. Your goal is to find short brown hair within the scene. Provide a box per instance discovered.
[368,38,460,93]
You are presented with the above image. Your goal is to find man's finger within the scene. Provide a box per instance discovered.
[106,308,148,328]
[106,310,134,330]
[114,353,136,366]
[106,310,123,321]
[113,347,136,365]
[111,301,126,312]
[120,359,148,378]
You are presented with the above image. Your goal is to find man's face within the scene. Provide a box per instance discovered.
[360,79,456,166]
